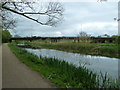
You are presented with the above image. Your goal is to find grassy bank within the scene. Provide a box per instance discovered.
[8,43,119,88]
[25,41,119,58]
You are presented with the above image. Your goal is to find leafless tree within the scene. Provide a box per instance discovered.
[78,31,90,37]
[1,1,64,29]
[76,31,91,43]
[0,4,16,30]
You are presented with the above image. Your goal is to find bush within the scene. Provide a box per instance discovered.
[116,36,120,44]
[2,30,12,43]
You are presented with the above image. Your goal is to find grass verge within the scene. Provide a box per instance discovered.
[8,43,119,88]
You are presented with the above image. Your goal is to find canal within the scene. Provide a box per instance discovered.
[23,48,119,79]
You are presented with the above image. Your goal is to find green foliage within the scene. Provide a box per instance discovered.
[8,43,119,88]
[114,36,120,44]
[25,41,120,58]
[43,57,98,88]
[2,30,12,43]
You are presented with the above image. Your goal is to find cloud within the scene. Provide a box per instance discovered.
[10,2,118,37]
[75,22,118,36]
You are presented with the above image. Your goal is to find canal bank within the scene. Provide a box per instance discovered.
[8,43,119,88]
[24,41,120,58]
[25,48,118,79]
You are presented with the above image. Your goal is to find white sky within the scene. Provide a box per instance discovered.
[9,1,118,37]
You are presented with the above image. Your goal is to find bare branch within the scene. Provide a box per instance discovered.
[2,6,45,25]
[1,1,64,29]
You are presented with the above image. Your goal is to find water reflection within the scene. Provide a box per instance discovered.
[25,48,119,79]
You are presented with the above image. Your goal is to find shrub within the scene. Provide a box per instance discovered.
[2,30,12,43]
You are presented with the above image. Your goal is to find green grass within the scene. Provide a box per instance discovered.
[25,41,119,58]
[8,43,119,88]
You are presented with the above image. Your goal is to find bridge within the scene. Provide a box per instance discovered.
[10,36,116,43]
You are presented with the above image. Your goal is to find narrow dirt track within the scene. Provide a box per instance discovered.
[2,44,57,88]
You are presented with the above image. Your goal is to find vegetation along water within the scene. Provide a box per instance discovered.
[23,40,120,58]
[8,43,119,88]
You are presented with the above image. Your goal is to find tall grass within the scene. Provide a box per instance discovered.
[25,41,120,58]
[8,43,119,88]
[42,57,119,88]
[43,57,98,88]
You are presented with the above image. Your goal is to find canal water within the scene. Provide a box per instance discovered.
[24,48,119,79]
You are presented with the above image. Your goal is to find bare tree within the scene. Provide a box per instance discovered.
[0,4,16,30]
[78,31,89,37]
[1,1,64,29]
[76,31,91,43]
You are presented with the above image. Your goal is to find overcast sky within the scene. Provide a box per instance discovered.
[9,1,118,37]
